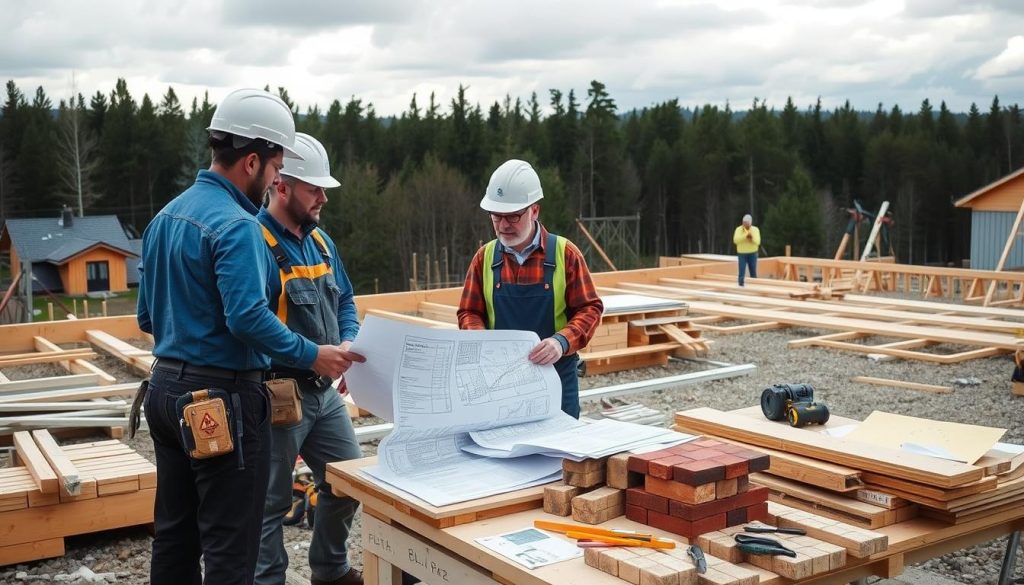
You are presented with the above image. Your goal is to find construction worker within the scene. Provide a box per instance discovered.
[136,89,357,585]
[733,213,761,286]
[255,134,364,585]
[457,159,604,418]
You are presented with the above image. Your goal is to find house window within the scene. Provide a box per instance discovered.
[86,261,110,292]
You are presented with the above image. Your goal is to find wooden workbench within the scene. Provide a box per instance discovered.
[326,457,1024,585]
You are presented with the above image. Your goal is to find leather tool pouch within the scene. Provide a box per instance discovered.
[266,378,303,426]
[176,389,235,460]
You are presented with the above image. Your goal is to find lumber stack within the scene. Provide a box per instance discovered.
[673,406,1024,529]
[0,382,139,441]
[622,438,770,540]
[0,433,154,565]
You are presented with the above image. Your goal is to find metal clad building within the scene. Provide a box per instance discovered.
[955,168,1024,270]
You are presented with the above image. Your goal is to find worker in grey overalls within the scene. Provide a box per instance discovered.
[254,133,365,585]
[458,159,604,418]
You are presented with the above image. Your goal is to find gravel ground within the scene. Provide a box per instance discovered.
[2,323,1023,584]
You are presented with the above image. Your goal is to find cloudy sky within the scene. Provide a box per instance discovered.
[2,0,1023,117]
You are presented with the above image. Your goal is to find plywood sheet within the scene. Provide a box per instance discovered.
[844,411,1005,465]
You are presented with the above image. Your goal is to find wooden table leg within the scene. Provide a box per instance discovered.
[364,552,381,584]
[998,531,1021,585]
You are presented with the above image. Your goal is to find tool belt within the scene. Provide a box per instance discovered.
[266,378,303,426]
[269,368,332,392]
[176,389,245,469]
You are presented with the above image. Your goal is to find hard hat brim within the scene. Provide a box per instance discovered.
[289,175,340,189]
[479,196,536,214]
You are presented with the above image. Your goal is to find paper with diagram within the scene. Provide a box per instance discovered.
[345,315,565,505]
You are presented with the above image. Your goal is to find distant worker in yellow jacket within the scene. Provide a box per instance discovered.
[733,214,761,286]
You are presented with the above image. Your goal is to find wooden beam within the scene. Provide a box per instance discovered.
[797,339,1004,364]
[0,383,140,404]
[12,431,58,494]
[984,195,1024,305]
[0,315,145,353]
[576,218,618,271]
[0,374,102,394]
[34,337,116,385]
[0,350,97,367]
[849,376,953,394]
[85,330,154,375]
[365,309,458,329]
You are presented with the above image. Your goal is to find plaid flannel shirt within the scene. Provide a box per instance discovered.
[458,224,604,354]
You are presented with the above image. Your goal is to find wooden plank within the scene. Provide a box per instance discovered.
[766,501,889,557]
[578,342,681,361]
[0,400,128,413]
[0,383,140,404]
[12,431,57,494]
[0,374,102,393]
[753,473,901,527]
[85,329,154,374]
[0,487,154,547]
[984,195,1024,305]
[850,377,952,394]
[365,309,458,329]
[34,336,117,385]
[0,537,65,566]
[31,430,81,496]
[674,408,984,488]
[0,350,97,367]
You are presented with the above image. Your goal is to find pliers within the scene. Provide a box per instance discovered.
[734,534,797,557]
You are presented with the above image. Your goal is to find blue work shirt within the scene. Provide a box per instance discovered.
[137,170,319,371]
[257,208,360,348]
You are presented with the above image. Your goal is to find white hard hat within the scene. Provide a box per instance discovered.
[281,133,340,189]
[480,159,544,213]
[208,88,303,159]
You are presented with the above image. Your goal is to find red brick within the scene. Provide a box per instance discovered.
[687,448,727,461]
[716,443,746,454]
[668,485,769,521]
[625,503,648,524]
[746,501,769,523]
[737,475,750,492]
[726,506,747,527]
[648,510,726,539]
[717,453,749,479]
[693,438,725,448]
[627,450,676,474]
[673,441,701,452]
[672,459,726,485]
[734,449,771,472]
[648,455,690,480]
[626,487,669,514]
[645,476,716,504]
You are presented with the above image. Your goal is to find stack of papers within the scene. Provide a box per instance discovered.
[601,294,687,315]
[346,316,694,506]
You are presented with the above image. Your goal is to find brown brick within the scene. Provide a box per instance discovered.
[572,486,625,516]
[716,443,746,454]
[645,476,716,504]
[647,510,726,539]
[693,438,725,448]
[608,453,644,489]
[735,450,770,472]
[648,455,691,480]
[737,475,750,492]
[668,485,769,521]
[672,459,726,485]
[717,454,749,479]
[563,456,609,474]
[626,487,669,514]
[628,450,677,475]
[715,478,739,499]
[625,503,648,524]
[725,506,747,526]
[543,482,580,516]
[638,560,680,585]
[563,468,605,488]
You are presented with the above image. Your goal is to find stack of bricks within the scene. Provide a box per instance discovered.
[696,524,848,580]
[583,545,759,585]
[544,452,646,523]
[623,438,771,540]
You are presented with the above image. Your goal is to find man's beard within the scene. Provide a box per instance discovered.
[285,193,318,227]
[245,178,270,207]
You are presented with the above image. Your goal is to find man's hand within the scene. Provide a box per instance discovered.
[311,344,366,379]
[528,337,564,366]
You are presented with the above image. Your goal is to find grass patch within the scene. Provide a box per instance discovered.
[32,288,139,321]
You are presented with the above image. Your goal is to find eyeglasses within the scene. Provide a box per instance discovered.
[489,208,530,224]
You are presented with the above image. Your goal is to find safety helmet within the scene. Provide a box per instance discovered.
[281,133,340,189]
[207,88,303,159]
[480,159,544,213]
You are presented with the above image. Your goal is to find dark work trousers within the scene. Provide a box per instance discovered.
[144,365,272,585]
[737,252,758,286]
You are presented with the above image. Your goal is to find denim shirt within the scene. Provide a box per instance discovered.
[257,208,360,348]
[137,170,319,371]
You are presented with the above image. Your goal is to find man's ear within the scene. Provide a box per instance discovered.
[244,153,260,177]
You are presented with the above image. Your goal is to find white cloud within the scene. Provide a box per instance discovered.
[0,0,1022,115]
[974,35,1024,79]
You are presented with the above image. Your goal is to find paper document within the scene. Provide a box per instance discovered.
[347,316,566,505]
[476,527,582,569]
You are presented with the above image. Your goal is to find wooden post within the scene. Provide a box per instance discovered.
[433,260,441,288]
[102,300,108,317]
[443,247,450,288]
[73,299,78,319]
[854,201,890,290]
[47,303,54,322]
[83,299,89,318]
[785,244,791,257]
[374,278,379,294]
[984,196,1024,305]
[425,253,431,289]
[411,253,418,291]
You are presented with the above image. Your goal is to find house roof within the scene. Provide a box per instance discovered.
[955,166,1024,208]
[1,215,137,263]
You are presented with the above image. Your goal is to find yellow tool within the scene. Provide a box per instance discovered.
[565,531,676,549]
[533,520,676,549]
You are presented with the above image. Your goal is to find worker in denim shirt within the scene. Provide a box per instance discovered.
[136,89,361,585]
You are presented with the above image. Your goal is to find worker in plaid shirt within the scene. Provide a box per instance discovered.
[458,159,604,418]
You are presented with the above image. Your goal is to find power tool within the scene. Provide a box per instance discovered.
[760,383,830,428]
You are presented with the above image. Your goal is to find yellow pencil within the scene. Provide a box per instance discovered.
[534,520,656,540]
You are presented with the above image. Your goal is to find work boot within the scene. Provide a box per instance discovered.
[311,568,363,585]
